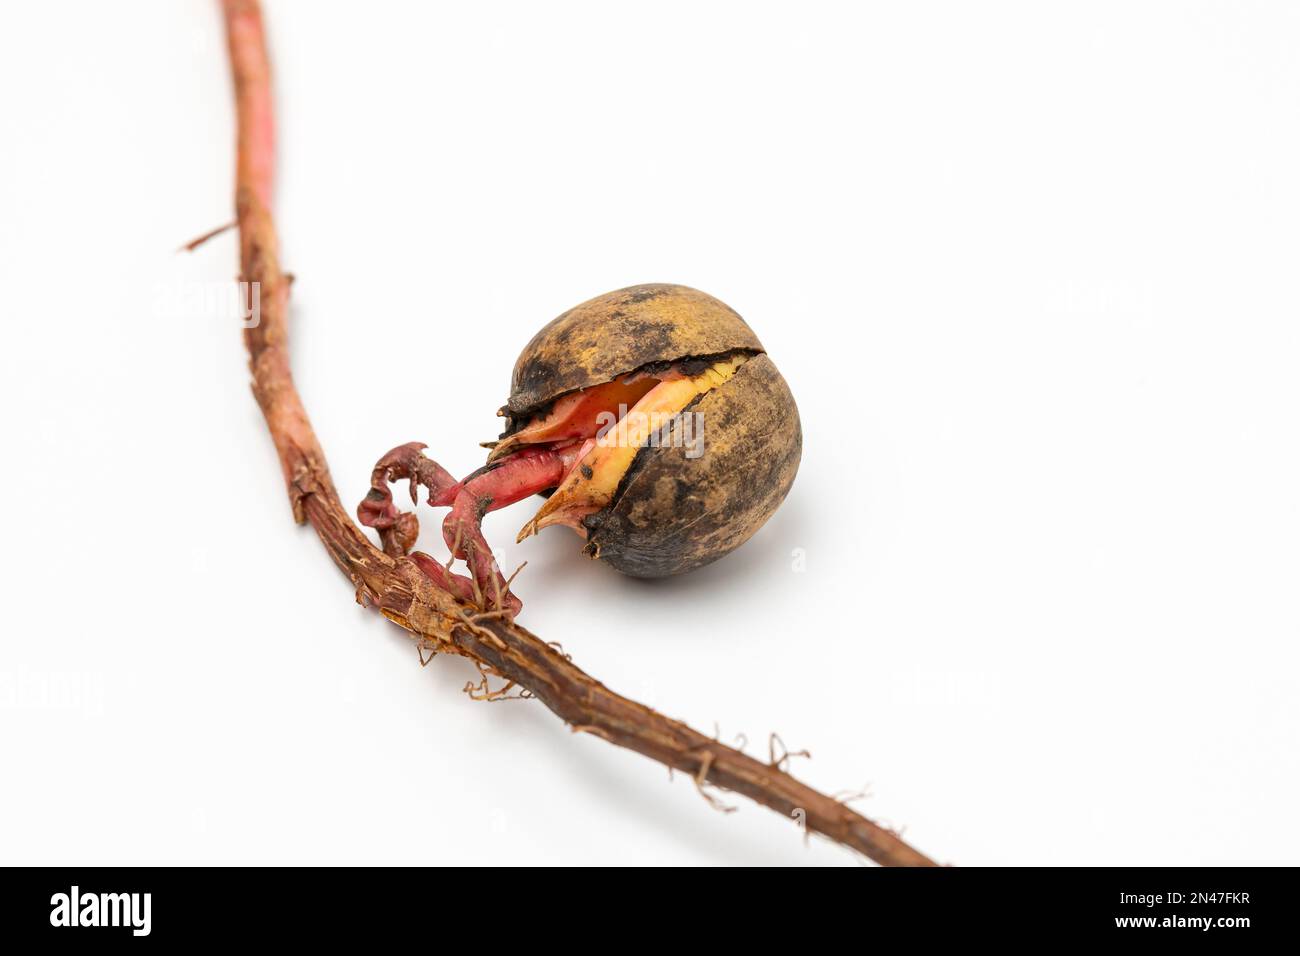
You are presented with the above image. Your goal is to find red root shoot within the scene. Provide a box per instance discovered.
[358,442,587,617]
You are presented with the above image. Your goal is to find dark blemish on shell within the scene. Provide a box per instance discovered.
[623,286,670,304]
[672,477,692,507]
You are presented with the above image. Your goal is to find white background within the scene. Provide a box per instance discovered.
[2,1,1297,865]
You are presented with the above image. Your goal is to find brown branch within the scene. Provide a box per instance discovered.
[218,0,938,867]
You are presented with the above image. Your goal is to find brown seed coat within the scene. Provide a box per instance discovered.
[502,284,800,577]
[582,354,802,577]
[505,283,764,420]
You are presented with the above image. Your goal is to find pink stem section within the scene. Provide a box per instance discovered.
[222,0,275,208]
